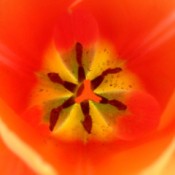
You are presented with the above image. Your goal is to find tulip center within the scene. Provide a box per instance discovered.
[75,79,101,103]
[32,41,142,141]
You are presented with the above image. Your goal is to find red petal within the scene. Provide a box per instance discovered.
[0,139,35,175]
[0,1,175,175]
[0,98,85,175]
[0,0,75,112]
[0,62,36,113]
[76,0,175,107]
[0,69,174,175]
[54,9,99,50]
[0,0,73,67]
[86,125,175,175]
[117,91,161,140]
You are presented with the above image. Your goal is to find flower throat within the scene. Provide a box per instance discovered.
[31,41,140,141]
[48,43,127,133]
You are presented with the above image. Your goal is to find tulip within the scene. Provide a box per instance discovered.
[0,0,175,175]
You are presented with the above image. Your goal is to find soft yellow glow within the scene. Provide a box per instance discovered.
[43,42,77,84]
[89,101,113,140]
[53,104,87,141]
[139,138,175,175]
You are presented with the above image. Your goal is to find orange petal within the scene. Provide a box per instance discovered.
[75,0,175,107]
[0,1,175,175]
[0,61,36,113]
[0,0,73,65]
[54,9,99,50]
[159,91,175,129]
[117,91,161,140]
[0,139,35,175]
[0,98,86,175]
[87,132,175,175]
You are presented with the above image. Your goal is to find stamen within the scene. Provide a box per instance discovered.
[102,67,122,75]
[49,107,62,131]
[75,42,86,82]
[100,96,127,110]
[91,76,103,90]
[76,84,84,97]
[81,101,90,114]
[48,72,63,84]
[80,101,92,133]
[109,100,127,110]
[82,114,92,134]
[49,97,75,131]
[75,42,83,66]
[62,97,75,108]
[48,72,77,92]
[45,42,129,137]
[63,81,77,92]
[78,66,85,82]
[91,67,122,90]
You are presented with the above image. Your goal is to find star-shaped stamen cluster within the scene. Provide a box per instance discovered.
[47,42,127,133]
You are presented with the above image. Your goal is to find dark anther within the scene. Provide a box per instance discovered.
[91,76,104,90]
[100,96,109,104]
[102,67,122,76]
[48,72,63,84]
[49,97,75,131]
[108,100,127,110]
[100,96,127,110]
[80,101,92,133]
[49,107,62,131]
[76,42,83,66]
[62,97,75,108]
[63,81,77,92]
[48,72,77,93]
[78,66,85,82]
[91,67,122,90]
[75,42,86,83]
[82,114,92,134]
[80,101,90,115]
[76,84,84,97]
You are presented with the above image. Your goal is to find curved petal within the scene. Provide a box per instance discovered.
[139,138,175,175]
[0,0,175,175]
[85,125,175,175]
[117,91,161,140]
[0,0,74,66]
[75,0,175,107]
[0,139,35,175]
[0,0,74,112]
[0,96,175,175]
[161,144,175,175]
[0,57,36,113]
[54,9,99,50]
[0,98,85,175]
[159,91,175,129]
